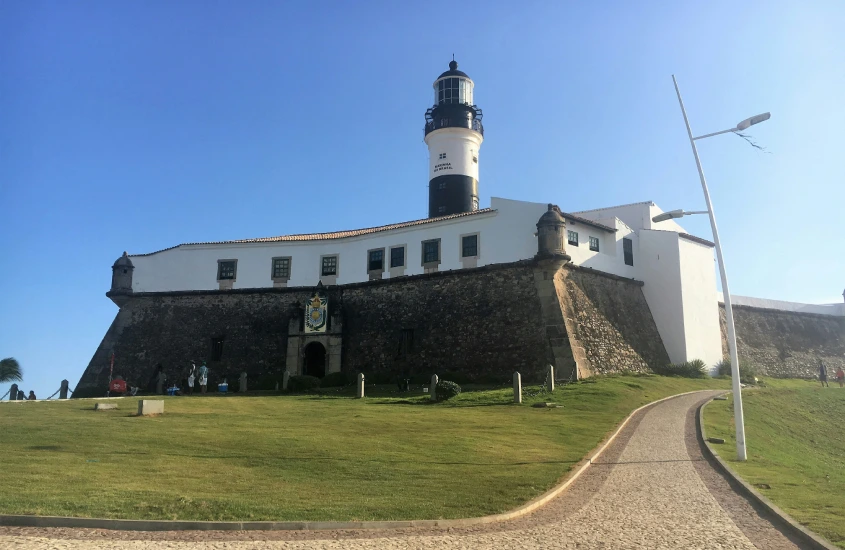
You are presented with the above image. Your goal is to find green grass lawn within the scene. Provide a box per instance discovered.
[703,378,845,549]
[0,375,727,522]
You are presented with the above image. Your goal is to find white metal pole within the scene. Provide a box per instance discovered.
[672,75,747,461]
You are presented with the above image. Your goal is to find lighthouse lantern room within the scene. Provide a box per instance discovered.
[424,60,484,218]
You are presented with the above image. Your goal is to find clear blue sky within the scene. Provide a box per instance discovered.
[2,1,843,398]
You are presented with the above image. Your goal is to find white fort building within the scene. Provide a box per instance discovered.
[99,60,843,391]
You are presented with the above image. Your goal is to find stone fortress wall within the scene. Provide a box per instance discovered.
[719,304,845,378]
[75,261,671,396]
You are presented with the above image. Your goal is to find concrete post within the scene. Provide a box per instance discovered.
[430,374,439,401]
[282,371,290,390]
[239,372,247,393]
[513,372,522,403]
[9,383,18,401]
[547,364,555,392]
[356,373,365,398]
[59,380,69,400]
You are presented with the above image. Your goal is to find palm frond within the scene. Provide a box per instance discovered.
[0,357,23,383]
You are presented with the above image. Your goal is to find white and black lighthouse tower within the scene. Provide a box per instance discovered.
[425,60,484,218]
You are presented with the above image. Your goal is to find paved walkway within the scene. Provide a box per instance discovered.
[0,391,806,549]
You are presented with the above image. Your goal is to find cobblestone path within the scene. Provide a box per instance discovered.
[0,391,806,549]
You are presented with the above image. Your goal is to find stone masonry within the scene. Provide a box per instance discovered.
[75,260,672,396]
[720,303,845,378]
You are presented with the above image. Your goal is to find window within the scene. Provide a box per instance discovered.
[438,205,446,213]
[438,153,447,160]
[422,239,440,264]
[211,337,224,361]
[438,182,447,190]
[471,196,479,210]
[589,236,600,252]
[390,246,405,268]
[217,260,237,280]
[400,328,414,356]
[321,255,338,276]
[272,257,290,279]
[436,77,473,105]
[568,231,579,247]
[368,249,384,271]
[623,238,634,266]
[462,234,478,257]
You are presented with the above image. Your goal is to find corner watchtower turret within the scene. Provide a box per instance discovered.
[424,60,484,218]
[108,251,134,307]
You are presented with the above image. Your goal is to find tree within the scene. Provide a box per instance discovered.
[0,357,22,383]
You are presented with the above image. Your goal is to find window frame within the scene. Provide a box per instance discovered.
[217,259,237,281]
[623,237,634,266]
[589,236,600,252]
[421,238,441,266]
[367,247,385,273]
[271,256,292,281]
[567,230,579,247]
[389,245,406,268]
[321,254,339,277]
[461,233,479,258]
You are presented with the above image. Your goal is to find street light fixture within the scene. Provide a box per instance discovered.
[669,75,770,462]
[651,209,709,224]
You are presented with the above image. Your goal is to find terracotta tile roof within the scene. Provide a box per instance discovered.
[130,209,496,257]
[679,232,715,247]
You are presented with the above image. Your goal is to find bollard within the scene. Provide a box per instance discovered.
[282,371,290,390]
[513,372,522,404]
[239,372,247,393]
[430,374,439,401]
[9,383,18,401]
[547,364,555,392]
[59,380,69,400]
[356,373,365,398]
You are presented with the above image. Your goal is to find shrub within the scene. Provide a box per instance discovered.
[435,380,461,401]
[651,359,707,379]
[716,358,757,385]
[287,375,321,392]
[320,371,351,388]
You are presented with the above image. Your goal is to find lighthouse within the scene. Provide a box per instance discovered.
[424,60,484,218]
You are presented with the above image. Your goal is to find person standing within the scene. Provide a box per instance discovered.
[199,361,209,394]
[836,366,844,388]
[187,361,197,395]
[27,390,36,400]
[819,360,829,388]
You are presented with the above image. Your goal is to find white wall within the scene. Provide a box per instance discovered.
[717,294,845,316]
[424,127,483,181]
[128,197,632,293]
[678,238,722,366]
[636,230,686,364]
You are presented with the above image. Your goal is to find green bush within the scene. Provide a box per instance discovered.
[716,358,757,385]
[435,380,461,401]
[287,375,321,392]
[651,359,708,379]
[320,371,351,388]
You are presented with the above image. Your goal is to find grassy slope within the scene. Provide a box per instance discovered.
[0,375,726,522]
[703,378,845,549]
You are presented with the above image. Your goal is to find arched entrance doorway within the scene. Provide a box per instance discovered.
[303,342,326,378]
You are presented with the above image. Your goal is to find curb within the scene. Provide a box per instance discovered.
[0,389,709,532]
[698,396,838,550]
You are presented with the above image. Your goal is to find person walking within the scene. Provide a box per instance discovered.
[819,360,829,388]
[198,361,209,394]
[187,361,197,395]
[836,366,844,388]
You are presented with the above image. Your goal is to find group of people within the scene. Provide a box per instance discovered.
[13,390,36,401]
[818,360,844,388]
[185,360,209,394]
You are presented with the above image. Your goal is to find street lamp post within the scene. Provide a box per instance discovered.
[669,75,770,462]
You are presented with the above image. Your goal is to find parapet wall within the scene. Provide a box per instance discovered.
[720,304,845,378]
[75,261,671,396]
